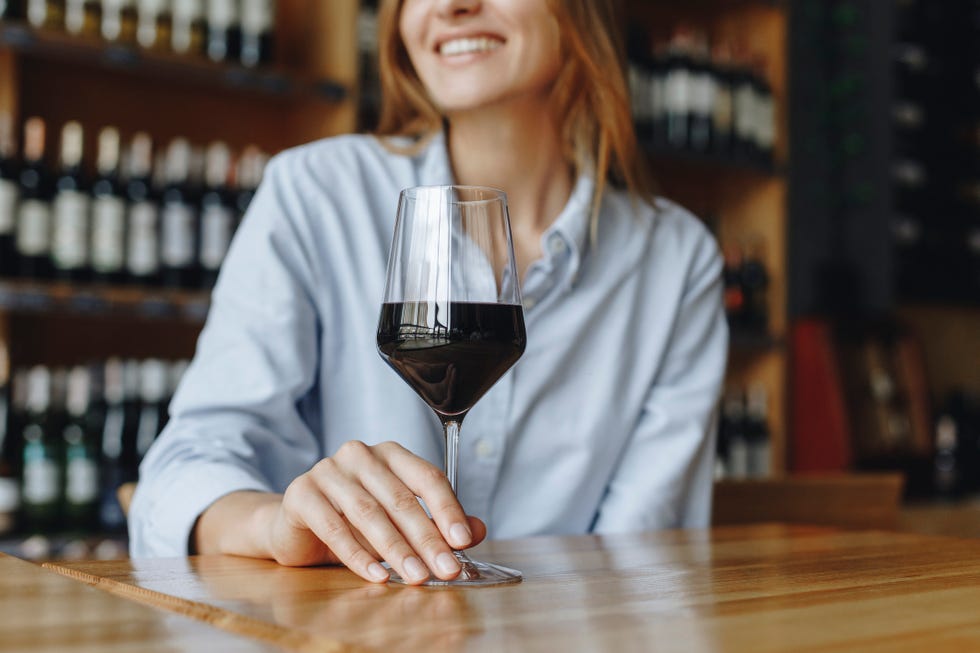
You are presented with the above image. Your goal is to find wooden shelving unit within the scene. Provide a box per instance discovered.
[0,0,360,370]
[626,0,790,474]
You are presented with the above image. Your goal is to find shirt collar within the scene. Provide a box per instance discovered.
[541,173,594,289]
[417,130,595,289]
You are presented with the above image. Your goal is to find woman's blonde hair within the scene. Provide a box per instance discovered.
[374,0,655,223]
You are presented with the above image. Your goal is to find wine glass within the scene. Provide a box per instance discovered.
[377,185,527,587]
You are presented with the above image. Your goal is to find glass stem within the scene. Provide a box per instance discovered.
[443,419,461,495]
[441,418,479,578]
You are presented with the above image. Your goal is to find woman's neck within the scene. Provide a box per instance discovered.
[446,99,573,277]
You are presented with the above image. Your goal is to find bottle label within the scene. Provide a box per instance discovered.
[0,179,18,235]
[15,199,52,257]
[27,0,50,27]
[628,67,648,122]
[241,0,273,34]
[651,74,665,121]
[0,477,20,513]
[161,202,195,266]
[200,205,233,269]
[23,443,59,505]
[66,455,99,504]
[713,86,734,132]
[690,72,716,117]
[664,68,690,115]
[734,83,756,141]
[65,0,87,34]
[92,195,127,272]
[756,96,776,150]
[52,189,92,270]
[207,0,237,29]
[127,201,160,275]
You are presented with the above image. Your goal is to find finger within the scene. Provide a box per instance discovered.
[465,515,487,548]
[312,456,436,584]
[374,442,473,550]
[278,476,390,583]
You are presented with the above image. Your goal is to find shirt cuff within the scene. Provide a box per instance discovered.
[128,462,272,558]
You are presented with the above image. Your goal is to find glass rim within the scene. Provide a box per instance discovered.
[400,184,507,205]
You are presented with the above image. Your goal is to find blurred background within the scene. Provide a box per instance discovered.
[0,0,976,560]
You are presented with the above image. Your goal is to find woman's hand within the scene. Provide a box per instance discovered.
[193,441,487,585]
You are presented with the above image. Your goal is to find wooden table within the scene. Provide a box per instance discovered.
[9,524,980,652]
[0,553,270,652]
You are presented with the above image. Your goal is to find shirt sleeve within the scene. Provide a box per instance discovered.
[592,228,728,533]
[128,153,325,557]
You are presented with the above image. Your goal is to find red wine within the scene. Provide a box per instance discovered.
[377,302,526,418]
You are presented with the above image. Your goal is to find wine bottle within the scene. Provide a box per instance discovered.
[15,117,54,280]
[26,0,64,29]
[199,141,234,288]
[1,0,25,20]
[752,59,776,167]
[62,366,101,533]
[234,145,266,219]
[732,54,757,164]
[687,31,715,153]
[160,138,200,289]
[206,0,241,63]
[171,0,205,56]
[649,44,668,148]
[101,0,137,44]
[0,113,19,278]
[124,132,161,286]
[90,127,127,285]
[711,43,735,158]
[744,383,771,478]
[119,359,141,483]
[134,359,167,467]
[98,359,126,533]
[739,238,770,333]
[663,27,693,151]
[51,120,92,281]
[722,390,748,479]
[21,366,62,535]
[722,244,745,327]
[64,0,100,37]
[136,0,171,51]
[240,0,275,68]
[0,352,19,538]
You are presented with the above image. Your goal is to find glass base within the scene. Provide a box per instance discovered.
[383,551,522,587]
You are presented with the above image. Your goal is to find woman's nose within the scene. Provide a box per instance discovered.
[434,0,481,19]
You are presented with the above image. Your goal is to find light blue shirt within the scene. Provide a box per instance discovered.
[129,132,728,557]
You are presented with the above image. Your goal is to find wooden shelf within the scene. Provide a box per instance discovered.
[0,21,347,103]
[730,329,785,353]
[0,280,210,322]
[643,143,785,180]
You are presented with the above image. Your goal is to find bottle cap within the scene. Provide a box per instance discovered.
[25,366,51,413]
[60,121,85,169]
[97,127,122,175]
[66,366,91,417]
[140,359,169,403]
[23,117,46,163]
[205,141,232,189]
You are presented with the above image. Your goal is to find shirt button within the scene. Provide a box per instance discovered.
[523,297,537,310]
[549,236,566,255]
[475,439,495,459]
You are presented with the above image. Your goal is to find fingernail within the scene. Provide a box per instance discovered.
[436,552,460,577]
[404,556,429,582]
[367,562,389,582]
[450,523,472,548]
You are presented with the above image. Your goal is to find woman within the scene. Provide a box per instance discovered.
[129,0,727,585]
